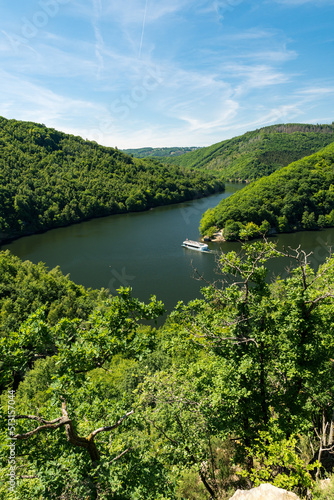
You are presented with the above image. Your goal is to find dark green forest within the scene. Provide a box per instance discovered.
[200,141,334,240]
[0,117,223,243]
[164,123,334,181]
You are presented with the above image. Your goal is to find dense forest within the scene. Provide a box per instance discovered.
[121,146,200,158]
[0,117,223,243]
[200,141,334,240]
[1,241,334,499]
[163,123,334,181]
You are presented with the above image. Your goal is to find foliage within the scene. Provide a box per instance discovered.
[199,208,217,237]
[164,123,334,181]
[0,116,223,242]
[200,141,334,238]
[0,250,107,337]
[1,240,334,498]
[0,284,167,499]
[169,240,334,495]
[121,146,201,158]
[241,424,319,493]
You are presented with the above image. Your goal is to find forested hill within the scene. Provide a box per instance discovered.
[121,146,200,158]
[0,117,223,242]
[164,123,334,181]
[199,141,334,240]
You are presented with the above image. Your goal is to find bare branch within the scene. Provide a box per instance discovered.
[183,321,259,347]
[109,448,131,464]
[145,418,179,446]
[13,416,71,440]
[89,411,134,439]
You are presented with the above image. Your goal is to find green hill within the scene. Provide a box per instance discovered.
[0,117,223,243]
[121,146,200,158]
[164,123,334,181]
[199,141,334,240]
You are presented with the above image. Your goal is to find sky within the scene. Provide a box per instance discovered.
[0,0,333,149]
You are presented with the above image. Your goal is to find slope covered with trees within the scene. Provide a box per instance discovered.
[200,141,334,240]
[164,123,334,181]
[0,117,223,243]
[1,241,334,499]
[121,146,200,158]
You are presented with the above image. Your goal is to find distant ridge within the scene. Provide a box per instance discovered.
[121,146,201,158]
[163,123,334,181]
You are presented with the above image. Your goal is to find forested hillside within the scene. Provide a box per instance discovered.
[164,123,334,181]
[121,146,200,158]
[0,117,223,242]
[1,241,334,499]
[200,141,334,240]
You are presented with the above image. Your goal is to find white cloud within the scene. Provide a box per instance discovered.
[297,86,334,95]
[244,49,297,63]
[177,99,239,132]
[222,28,276,41]
[274,0,334,4]
[228,64,291,94]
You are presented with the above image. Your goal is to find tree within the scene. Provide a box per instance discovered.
[166,239,334,495]
[199,207,217,236]
[1,288,167,499]
[2,242,334,499]
[13,401,134,465]
[302,210,317,229]
[222,219,243,241]
[278,214,289,232]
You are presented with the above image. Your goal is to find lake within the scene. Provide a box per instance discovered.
[3,183,334,321]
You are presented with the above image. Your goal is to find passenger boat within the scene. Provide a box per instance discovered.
[182,239,210,252]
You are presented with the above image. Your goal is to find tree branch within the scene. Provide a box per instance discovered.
[109,448,131,464]
[13,415,71,440]
[13,401,134,465]
[89,410,134,439]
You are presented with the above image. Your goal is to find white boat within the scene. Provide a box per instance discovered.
[182,239,210,252]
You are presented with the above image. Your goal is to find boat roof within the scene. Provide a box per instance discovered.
[183,240,207,246]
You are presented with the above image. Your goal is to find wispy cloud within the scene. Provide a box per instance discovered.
[274,0,334,5]
[0,70,104,129]
[92,0,104,78]
[297,86,334,95]
[0,0,333,148]
[227,64,291,95]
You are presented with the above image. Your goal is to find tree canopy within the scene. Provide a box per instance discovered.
[200,141,334,240]
[1,241,334,499]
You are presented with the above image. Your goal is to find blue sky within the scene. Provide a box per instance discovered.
[0,0,333,148]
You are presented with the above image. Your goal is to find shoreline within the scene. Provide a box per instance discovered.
[0,188,226,247]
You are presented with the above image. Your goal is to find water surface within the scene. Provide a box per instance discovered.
[2,185,242,315]
[3,183,334,319]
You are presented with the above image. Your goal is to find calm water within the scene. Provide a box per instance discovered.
[3,183,334,320]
